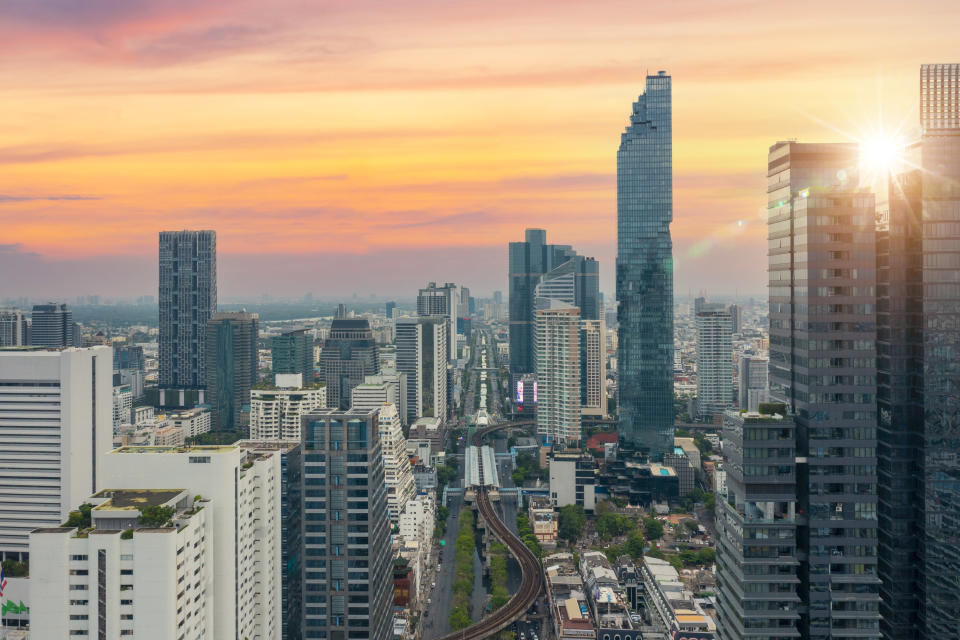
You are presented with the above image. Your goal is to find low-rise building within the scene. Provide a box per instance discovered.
[168,407,211,440]
[153,424,184,446]
[664,448,694,496]
[412,465,438,493]
[112,384,133,430]
[409,416,445,453]
[641,555,715,639]
[549,450,597,511]
[674,436,702,471]
[544,552,596,640]
[579,552,643,640]
[30,489,213,640]
[529,495,558,545]
[600,458,679,506]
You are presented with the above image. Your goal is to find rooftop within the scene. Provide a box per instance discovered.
[91,489,186,510]
[111,445,238,454]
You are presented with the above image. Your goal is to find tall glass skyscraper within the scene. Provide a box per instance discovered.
[616,71,674,458]
[917,62,960,637]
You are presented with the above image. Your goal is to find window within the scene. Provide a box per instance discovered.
[188,456,211,464]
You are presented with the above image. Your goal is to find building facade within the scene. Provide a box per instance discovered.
[272,327,314,384]
[377,403,417,524]
[580,318,607,418]
[715,407,799,640]
[0,346,112,560]
[696,303,733,421]
[318,317,380,409]
[738,356,769,412]
[300,408,393,640]
[205,311,258,430]
[158,230,217,396]
[395,316,447,423]
[536,301,582,445]
[616,72,675,458]
[767,141,880,639]
[250,374,327,441]
[30,302,76,347]
[0,308,25,346]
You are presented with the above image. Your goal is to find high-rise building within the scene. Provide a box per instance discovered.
[765,141,880,639]
[30,489,214,640]
[876,168,924,640]
[510,229,599,386]
[300,408,392,640]
[205,311,258,430]
[0,346,112,560]
[716,406,799,640]
[536,300,581,445]
[102,445,283,640]
[395,317,447,423]
[351,374,406,423]
[30,302,76,347]
[417,282,457,361]
[318,317,380,409]
[236,440,304,640]
[272,327,314,384]
[0,308,25,346]
[696,303,733,421]
[377,403,417,523]
[915,62,960,638]
[580,318,607,418]
[738,356,769,412]
[385,301,396,319]
[616,72,675,458]
[727,303,741,334]
[158,230,217,399]
[250,373,327,441]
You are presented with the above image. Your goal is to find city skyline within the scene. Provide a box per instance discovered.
[3,1,958,299]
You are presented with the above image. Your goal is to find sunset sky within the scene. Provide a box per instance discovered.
[1,0,957,300]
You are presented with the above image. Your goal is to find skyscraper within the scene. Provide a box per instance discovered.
[0,346,112,560]
[272,326,314,384]
[395,316,447,423]
[300,408,392,640]
[158,230,217,401]
[765,141,880,639]
[30,302,75,347]
[696,303,733,421]
[876,168,924,640]
[738,355,769,412]
[205,311,258,430]
[536,300,582,445]
[417,282,457,361]
[0,308,25,346]
[385,301,396,319]
[580,318,607,418]
[616,72,674,458]
[318,317,380,410]
[916,62,960,637]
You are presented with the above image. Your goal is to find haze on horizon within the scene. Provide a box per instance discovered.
[1,0,957,299]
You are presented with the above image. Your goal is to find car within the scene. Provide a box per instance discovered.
[431,582,436,588]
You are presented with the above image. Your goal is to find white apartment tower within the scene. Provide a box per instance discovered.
[249,373,326,440]
[536,300,582,445]
[580,318,607,418]
[0,346,112,559]
[0,308,25,347]
[30,489,213,640]
[696,303,733,420]
[100,445,282,640]
[377,403,417,523]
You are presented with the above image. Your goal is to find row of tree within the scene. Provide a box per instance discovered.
[449,508,476,630]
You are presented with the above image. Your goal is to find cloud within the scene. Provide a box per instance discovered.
[382,210,493,229]
[0,194,101,203]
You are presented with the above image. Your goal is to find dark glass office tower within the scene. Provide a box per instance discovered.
[30,302,75,347]
[300,408,392,640]
[318,318,380,409]
[767,141,880,640]
[273,327,314,384]
[616,72,674,458]
[876,169,924,640]
[158,230,217,394]
[205,311,258,429]
[918,62,960,637]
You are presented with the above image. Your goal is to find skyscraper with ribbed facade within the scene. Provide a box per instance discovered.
[616,71,674,458]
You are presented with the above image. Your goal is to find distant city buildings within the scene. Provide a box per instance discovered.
[205,311,258,430]
[158,230,217,404]
[0,307,25,346]
[616,72,675,458]
[695,303,733,421]
[0,346,112,560]
[30,302,77,348]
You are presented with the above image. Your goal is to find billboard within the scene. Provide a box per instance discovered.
[516,381,524,404]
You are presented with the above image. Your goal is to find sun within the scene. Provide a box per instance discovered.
[860,135,906,176]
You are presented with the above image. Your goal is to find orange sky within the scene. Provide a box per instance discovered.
[1,0,957,298]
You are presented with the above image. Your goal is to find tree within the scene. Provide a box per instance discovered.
[697,548,716,564]
[643,517,664,541]
[1,559,27,577]
[138,505,175,527]
[684,519,700,534]
[704,492,716,514]
[625,531,645,559]
[558,504,586,542]
[596,513,635,540]
[64,503,93,528]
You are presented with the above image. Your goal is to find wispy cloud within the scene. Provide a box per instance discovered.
[0,193,101,202]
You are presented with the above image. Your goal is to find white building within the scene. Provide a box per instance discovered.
[351,371,408,425]
[395,317,448,423]
[641,555,716,638]
[30,489,213,640]
[168,407,212,440]
[536,300,582,445]
[0,308,25,346]
[377,403,417,523]
[548,451,596,511]
[112,384,133,430]
[696,303,733,421]
[0,346,112,558]
[738,356,769,412]
[132,405,155,426]
[249,373,326,441]
[399,493,435,556]
[101,445,282,640]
